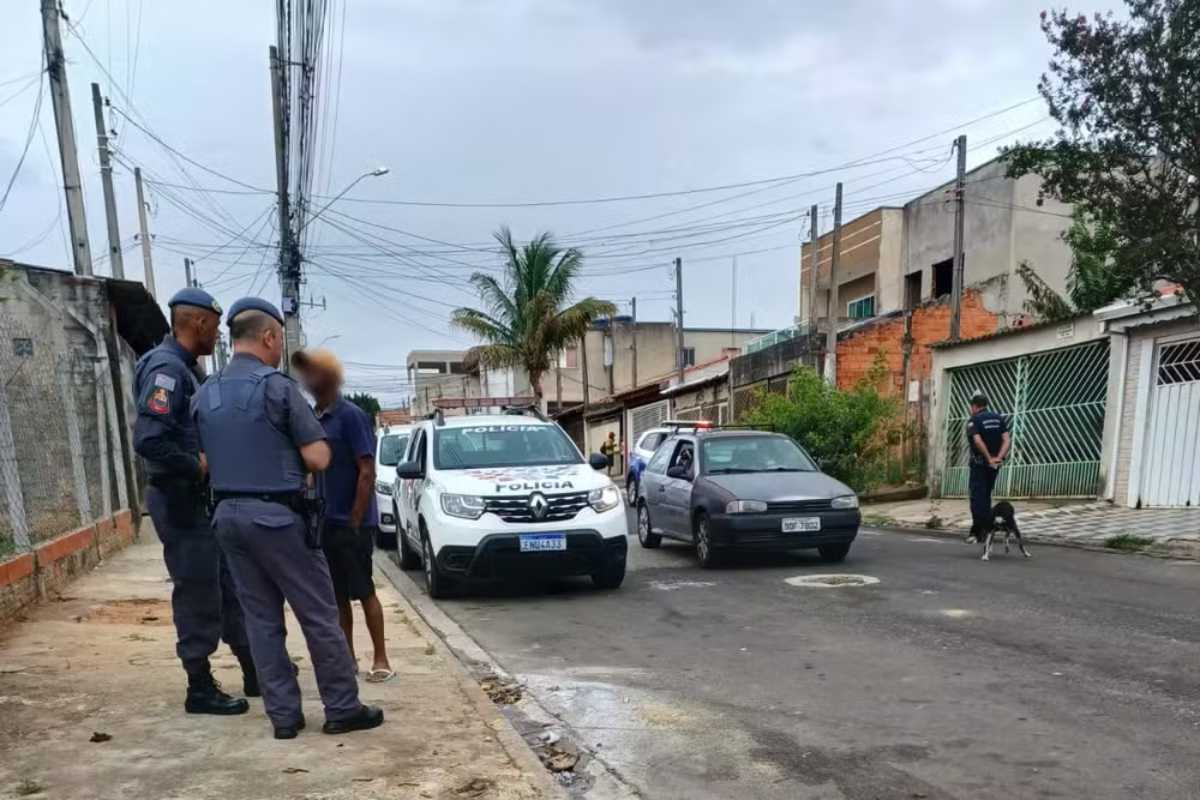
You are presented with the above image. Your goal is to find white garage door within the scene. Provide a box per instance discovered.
[1140,336,1200,507]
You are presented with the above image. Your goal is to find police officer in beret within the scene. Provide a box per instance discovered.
[133,287,256,716]
[194,297,383,740]
[965,391,1010,543]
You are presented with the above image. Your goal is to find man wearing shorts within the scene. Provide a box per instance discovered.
[292,348,394,683]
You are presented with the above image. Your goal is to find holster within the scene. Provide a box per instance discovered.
[301,496,325,550]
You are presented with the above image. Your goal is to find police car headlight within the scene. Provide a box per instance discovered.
[588,486,621,513]
[831,495,859,509]
[441,493,485,520]
[725,499,768,514]
[375,481,392,496]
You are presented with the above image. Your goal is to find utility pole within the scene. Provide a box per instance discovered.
[269,45,301,369]
[949,134,968,341]
[90,83,124,279]
[580,334,591,454]
[183,257,193,288]
[730,256,738,345]
[41,0,93,276]
[808,204,819,330]
[630,296,638,388]
[133,167,156,298]
[824,183,843,386]
[674,257,685,383]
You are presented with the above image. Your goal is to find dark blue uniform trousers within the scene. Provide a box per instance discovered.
[213,498,360,727]
[968,462,1000,534]
[146,486,248,669]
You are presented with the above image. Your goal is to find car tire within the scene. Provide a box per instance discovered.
[626,477,639,506]
[591,555,627,590]
[636,502,661,549]
[421,526,454,599]
[694,512,720,569]
[397,505,421,570]
[818,542,852,563]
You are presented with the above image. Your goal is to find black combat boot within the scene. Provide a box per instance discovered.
[185,664,250,715]
[322,705,384,735]
[232,647,261,698]
[274,715,307,740]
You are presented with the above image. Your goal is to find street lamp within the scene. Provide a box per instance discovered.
[300,166,390,233]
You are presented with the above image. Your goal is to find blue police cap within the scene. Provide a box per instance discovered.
[226,296,284,327]
[168,287,222,315]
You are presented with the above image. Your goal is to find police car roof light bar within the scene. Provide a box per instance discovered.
[501,404,548,422]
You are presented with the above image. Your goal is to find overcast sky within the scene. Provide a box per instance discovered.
[0,0,1109,404]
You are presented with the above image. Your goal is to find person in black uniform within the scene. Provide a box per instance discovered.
[965,391,1011,543]
[133,287,255,716]
[195,297,383,740]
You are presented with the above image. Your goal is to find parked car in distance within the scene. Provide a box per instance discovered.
[636,428,860,567]
[392,409,627,598]
[625,420,708,505]
[375,424,411,546]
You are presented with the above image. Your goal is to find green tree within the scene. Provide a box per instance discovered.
[1015,210,1131,320]
[1004,0,1200,308]
[451,227,617,403]
[346,391,381,427]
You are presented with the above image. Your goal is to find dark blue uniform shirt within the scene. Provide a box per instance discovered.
[133,335,204,482]
[315,398,378,526]
[966,410,1008,464]
[209,353,326,449]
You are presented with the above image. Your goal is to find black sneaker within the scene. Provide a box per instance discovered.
[185,677,250,716]
[322,705,384,735]
[274,715,307,740]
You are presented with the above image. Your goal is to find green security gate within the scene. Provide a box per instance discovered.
[941,339,1109,498]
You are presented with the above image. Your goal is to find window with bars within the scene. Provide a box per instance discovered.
[1157,339,1200,385]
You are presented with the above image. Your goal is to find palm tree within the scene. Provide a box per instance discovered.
[452,227,617,405]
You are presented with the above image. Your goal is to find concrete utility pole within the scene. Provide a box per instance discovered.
[949,134,968,341]
[41,0,93,276]
[630,296,638,388]
[269,45,301,369]
[580,335,591,453]
[824,183,843,386]
[183,257,193,288]
[730,256,738,346]
[133,167,156,298]
[808,204,819,329]
[674,257,685,383]
[90,83,124,279]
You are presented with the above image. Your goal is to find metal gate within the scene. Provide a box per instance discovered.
[1139,336,1200,506]
[941,339,1109,498]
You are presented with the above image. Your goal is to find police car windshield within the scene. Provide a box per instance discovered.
[377,434,409,467]
[434,424,582,470]
[702,435,817,474]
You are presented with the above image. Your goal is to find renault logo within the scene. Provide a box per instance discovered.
[528,492,549,520]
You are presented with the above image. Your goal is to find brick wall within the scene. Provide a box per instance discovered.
[0,509,137,625]
[836,290,1000,393]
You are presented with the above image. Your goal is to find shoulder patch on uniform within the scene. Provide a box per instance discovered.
[148,386,171,415]
[153,373,177,391]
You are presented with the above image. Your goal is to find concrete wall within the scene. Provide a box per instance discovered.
[799,208,903,328]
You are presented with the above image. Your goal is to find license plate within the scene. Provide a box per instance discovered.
[782,517,822,533]
[519,533,567,552]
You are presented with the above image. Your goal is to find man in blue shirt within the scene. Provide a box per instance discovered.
[293,348,394,683]
[965,391,1011,543]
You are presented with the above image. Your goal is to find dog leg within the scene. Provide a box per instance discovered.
[1004,531,1011,554]
[1015,529,1031,558]
[981,531,993,561]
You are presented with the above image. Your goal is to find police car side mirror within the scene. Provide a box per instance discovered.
[588,453,609,471]
[395,460,424,480]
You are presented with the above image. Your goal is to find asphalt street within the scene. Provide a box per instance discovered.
[421,513,1200,799]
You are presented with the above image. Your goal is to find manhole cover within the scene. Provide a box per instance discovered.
[784,574,880,588]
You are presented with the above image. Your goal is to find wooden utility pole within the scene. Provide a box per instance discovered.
[949,134,968,340]
[269,45,301,369]
[41,0,93,276]
[824,183,843,386]
[90,83,124,278]
[133,167,157,298]
[630,296,638,388]
[674,257,685,383]
[808,204,819,329]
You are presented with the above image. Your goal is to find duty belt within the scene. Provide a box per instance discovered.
[212,491,305,511]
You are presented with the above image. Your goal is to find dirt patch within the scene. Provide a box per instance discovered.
[79,599,172,626]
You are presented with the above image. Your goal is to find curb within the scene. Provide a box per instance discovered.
[374,554,569,800]
[863,522,1200,562]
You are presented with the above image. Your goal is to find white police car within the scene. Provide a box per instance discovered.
[392,409,627,598]
[375,425,412,540]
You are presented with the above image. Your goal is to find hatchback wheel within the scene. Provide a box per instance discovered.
[694,512,719,568]
[637,502,661,548]
[818,542,852,563]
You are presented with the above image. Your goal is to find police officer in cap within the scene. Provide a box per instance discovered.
[965,391,1011,543]
[194,297,383,740]
[133,287,256,716]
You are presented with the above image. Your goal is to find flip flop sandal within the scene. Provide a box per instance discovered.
[365,668,397,683]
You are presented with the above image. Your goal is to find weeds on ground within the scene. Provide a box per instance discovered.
[15,779,44,796]
[1105,534,1154,552]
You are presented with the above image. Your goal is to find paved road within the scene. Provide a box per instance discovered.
[425,515,1200,799]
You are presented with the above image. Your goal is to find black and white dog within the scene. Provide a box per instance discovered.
[978,501,1031,561]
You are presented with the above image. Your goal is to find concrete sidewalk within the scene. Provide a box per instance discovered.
[0,522,559,800]
[863,497,1200,558]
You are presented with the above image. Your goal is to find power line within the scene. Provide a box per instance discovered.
[0,69,45,215]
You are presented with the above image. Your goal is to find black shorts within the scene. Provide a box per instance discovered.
[322,523,376,602]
